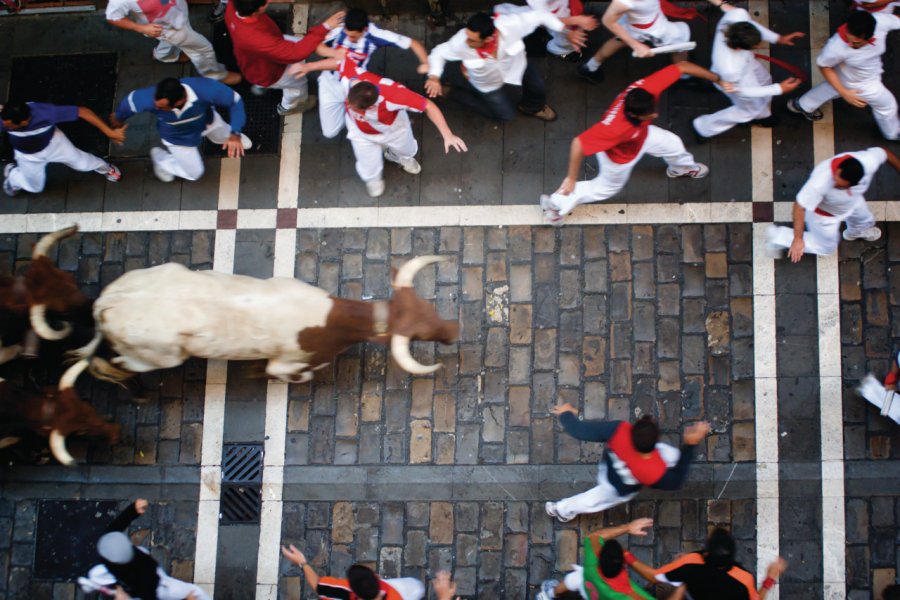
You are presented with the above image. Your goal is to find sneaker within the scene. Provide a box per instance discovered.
[3,163,18,197]
[365,178,385,198]
[104,164,122,182]
[544,501,573,522]
[666,162,709,179]
[250,85,266,97]
[786,98,823,122]
[576,63,605,84]
[240,133,253,151]
[843,226,881,242]
[522,104,557,122]
[149,147,175,183]
[536,579,560,600]
[539,195,565,227]
[399,158,421,175]
[277,96,317,116]
[208,1,226,22]
[763,225,785,259]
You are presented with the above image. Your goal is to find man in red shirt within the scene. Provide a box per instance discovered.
[540,61,727,225]
[226,0,343,115]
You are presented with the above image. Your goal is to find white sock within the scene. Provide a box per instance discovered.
[586,57,602,71]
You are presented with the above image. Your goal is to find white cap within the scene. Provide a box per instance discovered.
[97,532,135,564]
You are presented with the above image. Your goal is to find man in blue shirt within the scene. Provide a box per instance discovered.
[112,77,250,182]
[1,101,124,197]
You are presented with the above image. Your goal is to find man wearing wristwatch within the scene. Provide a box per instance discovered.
[692,0,804,142]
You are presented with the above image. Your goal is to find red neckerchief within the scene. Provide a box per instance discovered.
[476,34,499,59]
[837,23,876,46]
[659,0,707,22]
[831,154,854,195]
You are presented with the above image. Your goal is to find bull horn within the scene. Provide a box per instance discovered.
[60,358,89,390]
[49,429,76,466]
[32,225,79,259]
[393,255,445,288]
[390,335,441,374]
[30,305,73,341]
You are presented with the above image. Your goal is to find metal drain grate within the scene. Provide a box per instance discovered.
[221,443,263,524]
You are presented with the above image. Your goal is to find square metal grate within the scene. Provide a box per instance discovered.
[220,443,263,524]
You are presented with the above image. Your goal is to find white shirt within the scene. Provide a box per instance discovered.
[105,0,187,28]
[428,9,564,92]
[710,8,782,98]
[817,12,900,86]
[796,147,887,218]
[526,0,572,18]
[616,0,663,27]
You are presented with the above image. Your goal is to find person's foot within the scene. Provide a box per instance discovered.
[544,501,573,522]
[208,1,226,22]
[239,133,253,151]
[104,164,122,182]
[539,194,565,227]
[384,149,422,174]
[366,178,385,198]
[221,72,243,86]
[666,162,709,179]
[250,84,266,97]
[521,104,557,122]
[149,148,175,183]
[786,98,823,122]
[842,226,881,242]
[277,96,317,116]
[576,63,605,84]
[750,115,780,127]
[536,579,560,600]
[3,163,19,197]
[763,225,784,259]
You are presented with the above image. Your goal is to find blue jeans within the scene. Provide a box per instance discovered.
[441,60,547,122]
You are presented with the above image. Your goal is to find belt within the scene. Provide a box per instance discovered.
[631,15,658,29]
[814,207,834,217]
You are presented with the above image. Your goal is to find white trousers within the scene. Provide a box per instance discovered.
[546,125,697,215]
[346,112,418,183]
[768,202,875,255]
[693,61,773,137]
[8,129,109,193]
[798,79,899,140]
[155,111,232,181]
[383,577,426,600]
[156,570,211,600]
[547,29,576,56]
[554,464,639,520]
[264,35,309,111]
[318,70,346,138]
[154,22,228,80]
[562,566,589,599]
[623,16,690,47]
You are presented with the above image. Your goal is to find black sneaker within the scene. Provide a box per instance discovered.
[786,98,823,122]
[576,63,605,84]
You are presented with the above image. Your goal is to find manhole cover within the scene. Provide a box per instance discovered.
[34,500,118,580]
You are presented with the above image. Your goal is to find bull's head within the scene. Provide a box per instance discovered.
[386,256,459,374]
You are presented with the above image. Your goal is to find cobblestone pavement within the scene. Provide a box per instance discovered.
[0,1,898,599]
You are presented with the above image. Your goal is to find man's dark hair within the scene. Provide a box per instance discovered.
[467,12,496,40]
[725,22,762,50]
[347,564,381,600]
[705,528,736,571]
[837,157,864,185]
[883,584,900,600]
[154,78,187,105]
[847,10,876,40]
[599,539,625,578]
[233,0,265,17]
[344,8,369,32]
[624,88,656,120]
[631,415,659,454]
[348,81,379,110]
[0,101,31,125]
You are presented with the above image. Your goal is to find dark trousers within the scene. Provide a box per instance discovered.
[441,60,546,122]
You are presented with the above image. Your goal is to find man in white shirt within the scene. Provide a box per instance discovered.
[576,0,695,83]
[424,10,596,122]
[693,0,803,140]
[766,147,900,261]
[106,0,241,85]
[787,10,899,141]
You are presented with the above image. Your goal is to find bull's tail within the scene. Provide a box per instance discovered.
[63,333,133,385]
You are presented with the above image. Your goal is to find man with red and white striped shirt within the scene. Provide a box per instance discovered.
[320,60,467,197]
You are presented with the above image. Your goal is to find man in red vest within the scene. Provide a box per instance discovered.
[545,403,709,522]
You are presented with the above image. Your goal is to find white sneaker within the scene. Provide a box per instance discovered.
[240,133,253,151]
[399,157,421,175]
[149,148,175,183]
[763,225,784,259]
[104,164,122,182]
[667,162,709,179]
[843,227,881,242]
[277,96,317,116]
[544,501,573,522]
[536,579,559,600]
[365,178,385,198]
[3,163,19,197]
